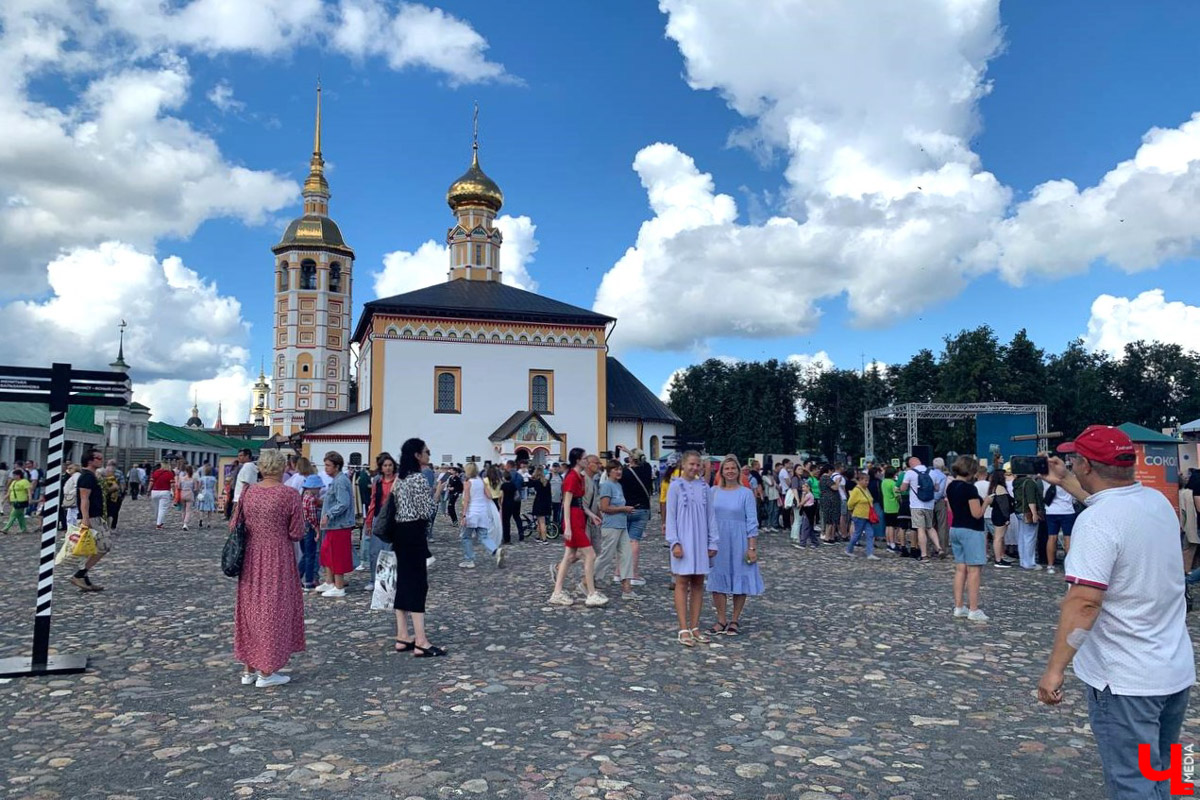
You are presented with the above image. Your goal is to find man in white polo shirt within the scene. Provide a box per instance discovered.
[1038,425,1194,799]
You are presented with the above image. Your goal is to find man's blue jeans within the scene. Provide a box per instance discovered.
[766,501,780,529]
[366,533,388,583]
[1087,685,1190,799]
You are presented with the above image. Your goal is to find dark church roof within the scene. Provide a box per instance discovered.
[273,215,353,254]
[607,357,681,424]
[354,279,614,342]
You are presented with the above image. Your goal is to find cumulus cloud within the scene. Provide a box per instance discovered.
[597,0,1200,350]
[372,215,540,296]
[0,241,255,424]
[1083,290,1200,359]
[787,351,834,375]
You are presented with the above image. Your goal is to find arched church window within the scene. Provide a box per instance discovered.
[329,263,341,293]
[435,369,460,413]
[277,265,288,291]
[475,244,482,264]
[300,260,317,290]
[531,375,549,412]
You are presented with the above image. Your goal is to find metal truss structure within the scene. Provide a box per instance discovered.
[863,402,1048,460]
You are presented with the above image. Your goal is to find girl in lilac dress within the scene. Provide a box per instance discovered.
[666,451,718,647]
[707,455,763,636]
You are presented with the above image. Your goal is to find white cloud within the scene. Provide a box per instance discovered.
[787,351,834,375]
[135,367,257,428]
[0,53,297,278]
[597,0,1200,351]
[333,0,511,85]
[0,241,255,425]
[1083,290,1200,358]
[207,80,245,114]
[95,0,511,84]
[659,368,686,402]
[372,215,540,297]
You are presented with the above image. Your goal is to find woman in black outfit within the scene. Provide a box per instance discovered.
[391,438,445,657]
[530,466,552,543]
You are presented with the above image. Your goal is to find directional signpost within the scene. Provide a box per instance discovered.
[0,363,131,678]
[663,435,706,453]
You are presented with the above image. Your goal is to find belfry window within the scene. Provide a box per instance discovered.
[329,263,342,293]
[277,266,288,291]
[300,260,317,290]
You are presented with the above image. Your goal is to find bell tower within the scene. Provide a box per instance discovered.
[270,84,354,436]
[446,105,504,283]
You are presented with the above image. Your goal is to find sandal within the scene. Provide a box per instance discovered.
[413,644,447,658]
[709,622,728,635]
[691,628,711,644]
[676,629,695,647]
[726,621,740,636]
[394,638,415,652]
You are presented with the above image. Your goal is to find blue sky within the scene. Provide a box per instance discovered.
[4,1,1200,424]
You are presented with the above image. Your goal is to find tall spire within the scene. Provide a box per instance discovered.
[472,100,479,167]
[215,402,223,429]
[302,81,330,215]
[109,319,129,372]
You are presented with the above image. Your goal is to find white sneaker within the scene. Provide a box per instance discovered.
[426,556,436,568]
[548,590,573,606]
[354,564,367,572]
[585,592,609,608]
[495,548,506,568]
[240,672,260,685]
[458,560,476,569]
[321,587,346,597]
[612,576,622,584]
[255,673,291,688]
[621,591,641,601]
[866,554,881,561]
[968,609,990,623]
[1045,566,1057,574]
[313,583,334,593]
[364,582,375,591]
[953,606,969,618]
[630,577,646,586]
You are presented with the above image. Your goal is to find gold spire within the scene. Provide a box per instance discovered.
[303,82,329,205]
[447,103,503,212]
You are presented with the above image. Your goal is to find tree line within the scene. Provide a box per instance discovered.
[665,327,1200,461]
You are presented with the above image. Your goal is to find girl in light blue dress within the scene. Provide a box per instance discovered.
[666,451,718,647]
[195,464,218,528]
[707,455,763,636]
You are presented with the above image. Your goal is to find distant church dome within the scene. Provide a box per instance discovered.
[447,147,503,212]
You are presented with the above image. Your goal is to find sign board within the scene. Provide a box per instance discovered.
[1135,443,1180,509]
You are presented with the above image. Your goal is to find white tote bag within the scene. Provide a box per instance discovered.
[369,551,397,611]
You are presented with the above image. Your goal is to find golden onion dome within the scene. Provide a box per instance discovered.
[447,147,503,212]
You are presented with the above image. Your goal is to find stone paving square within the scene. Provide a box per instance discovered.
[1,498,1197,799]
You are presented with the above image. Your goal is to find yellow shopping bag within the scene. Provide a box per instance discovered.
[71,525,98,557]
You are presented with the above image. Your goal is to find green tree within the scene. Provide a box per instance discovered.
[938,326,1005,403]
[1001,329,1047,405]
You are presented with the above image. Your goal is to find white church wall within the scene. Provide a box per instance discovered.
[377,338,602,463]
[606,420,678,460]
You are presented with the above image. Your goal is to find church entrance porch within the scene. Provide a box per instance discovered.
[489,411,563,466]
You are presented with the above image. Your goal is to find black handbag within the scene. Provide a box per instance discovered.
[373,493,397,544]
[221,488,249,578]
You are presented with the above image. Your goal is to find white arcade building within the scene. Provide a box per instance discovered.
[297,117,678,467]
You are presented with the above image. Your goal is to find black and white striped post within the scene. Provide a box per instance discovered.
[0,362,129,678]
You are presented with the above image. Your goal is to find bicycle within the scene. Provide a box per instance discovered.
[521,511,560,540]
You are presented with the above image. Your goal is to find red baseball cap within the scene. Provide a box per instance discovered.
[1056,425,1136,466]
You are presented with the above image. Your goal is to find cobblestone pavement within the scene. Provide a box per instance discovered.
[1,498,1197,800]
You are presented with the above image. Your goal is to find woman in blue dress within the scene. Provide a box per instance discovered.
[666,451,718,647]
[195,463,218,528]
[707,455,763,636]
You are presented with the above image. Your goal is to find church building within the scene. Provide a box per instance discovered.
[283,96,677,467]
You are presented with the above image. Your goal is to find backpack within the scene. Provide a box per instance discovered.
[915,469,936,503]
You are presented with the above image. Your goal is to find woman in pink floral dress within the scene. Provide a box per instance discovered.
[233,449,306,687]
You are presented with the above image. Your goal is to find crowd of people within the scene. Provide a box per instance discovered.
[14,422,1192,800]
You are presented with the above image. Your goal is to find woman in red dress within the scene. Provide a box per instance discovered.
[548,448,607,607]
[232,449,305,688]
